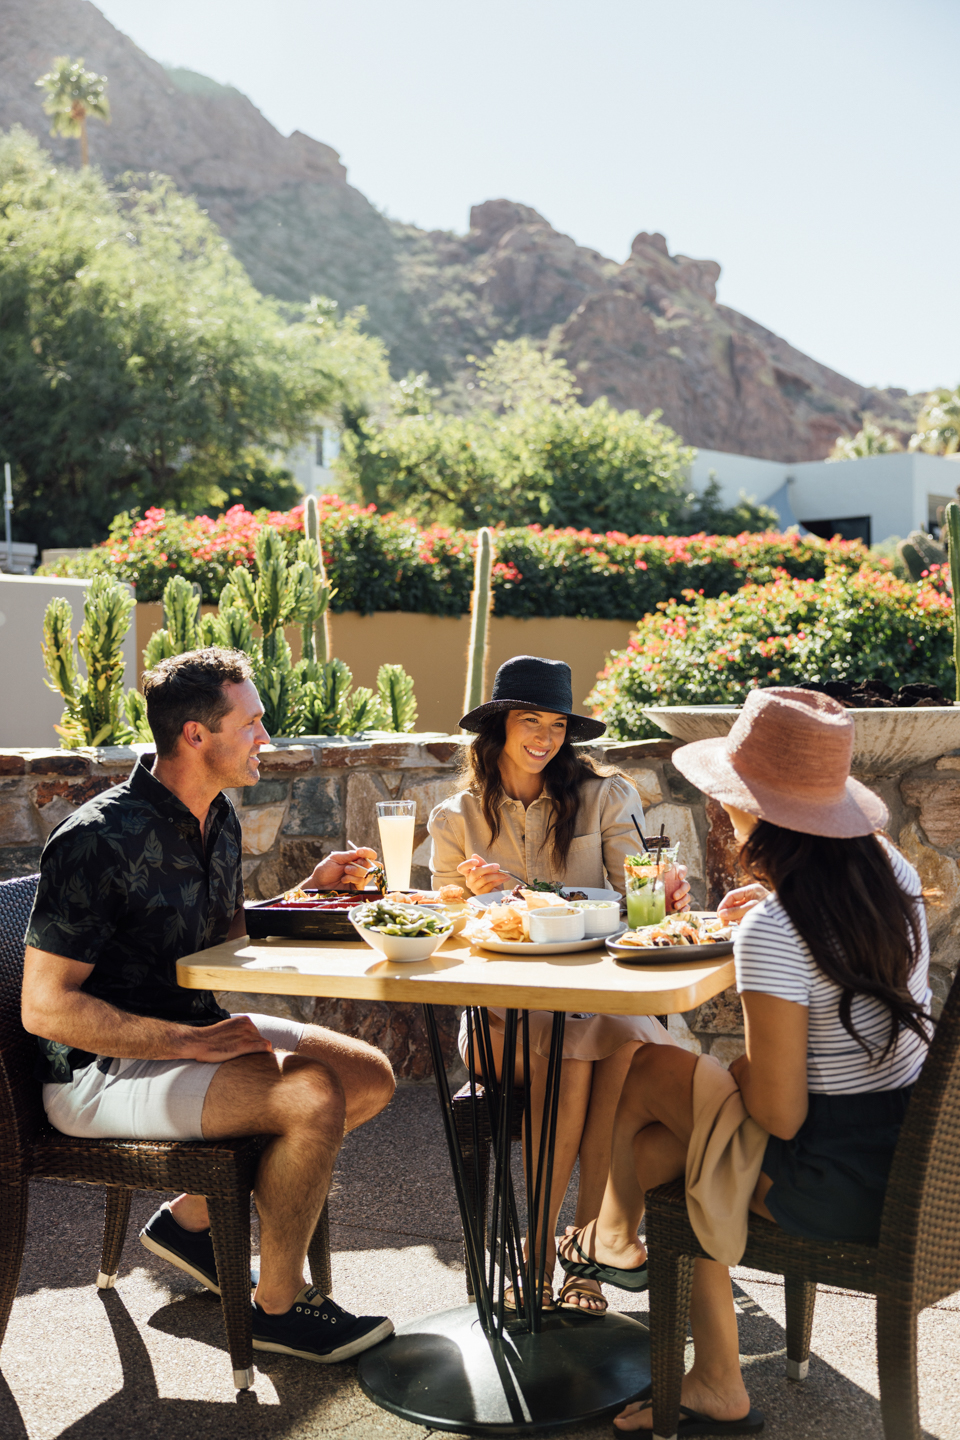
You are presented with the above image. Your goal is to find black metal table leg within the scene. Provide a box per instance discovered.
[357,1004,651,1434]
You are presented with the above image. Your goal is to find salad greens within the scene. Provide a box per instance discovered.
[353,900,452,937]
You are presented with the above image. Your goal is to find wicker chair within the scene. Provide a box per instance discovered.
[0,874,331,1390]
[644,968,960,1440]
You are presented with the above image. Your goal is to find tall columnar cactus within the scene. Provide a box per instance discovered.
[463,527,494,721]
[42,576,135,747]
[303,494,333,666]
[215,526,312,735]
[945,502,960,702]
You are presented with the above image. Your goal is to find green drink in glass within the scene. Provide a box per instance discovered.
[624,855,669,928]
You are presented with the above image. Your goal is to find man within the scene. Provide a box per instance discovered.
[21,648,396,1364]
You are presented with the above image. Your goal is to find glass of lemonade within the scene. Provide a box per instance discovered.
[623,847,679,928]
[376,800,417,891]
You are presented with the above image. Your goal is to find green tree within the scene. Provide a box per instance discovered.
[36,57,110,167]
[339,340,697,532]
[828,419,903,461]
[910,386,960,456]
[677,476,779,536]
[0,127,388,550]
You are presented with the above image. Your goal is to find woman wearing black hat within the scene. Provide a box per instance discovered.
[428,656,689,1316]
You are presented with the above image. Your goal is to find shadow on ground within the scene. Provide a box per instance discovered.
[1,1087,955,1438]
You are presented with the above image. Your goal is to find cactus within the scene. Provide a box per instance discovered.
[42,576,135,748]
[299,658,379,736]
[463,527,494,720]
[303,494,333,666]
[142,574,202,669]
[211,527,317,735]
[377,663,418,732]
[897,529,947,583]
[128,516,415,739]
[945,503,960,702]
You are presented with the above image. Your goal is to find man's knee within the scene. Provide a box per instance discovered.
[357,1043,396,1114]
[278,1052,347,1130]
[297,1026,396,1112]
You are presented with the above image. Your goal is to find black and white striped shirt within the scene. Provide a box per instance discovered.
[735,843,931,1094]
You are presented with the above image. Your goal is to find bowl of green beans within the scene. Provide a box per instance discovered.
[349,900,454,962]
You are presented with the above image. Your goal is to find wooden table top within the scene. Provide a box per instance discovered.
[177,934,735,1016]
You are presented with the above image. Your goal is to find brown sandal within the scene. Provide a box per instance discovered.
[503,1280,556,1312]
[557,1275,608,1316]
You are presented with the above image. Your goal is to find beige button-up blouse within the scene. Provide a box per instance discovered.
[428,773,644,895]
[428,774,674,1062]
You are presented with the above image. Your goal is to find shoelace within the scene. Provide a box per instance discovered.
[293,1287,347,1322]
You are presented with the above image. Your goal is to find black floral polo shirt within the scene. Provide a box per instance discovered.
[27,758,242,1082]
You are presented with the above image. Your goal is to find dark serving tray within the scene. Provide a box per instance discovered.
[244,888,381,941]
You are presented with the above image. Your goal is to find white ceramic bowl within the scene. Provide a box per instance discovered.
[576,899,622,936]
[527,905,585,944]
[349,906,453,963]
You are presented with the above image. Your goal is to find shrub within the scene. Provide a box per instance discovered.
[588,565,954,740]
[37,502,873,620]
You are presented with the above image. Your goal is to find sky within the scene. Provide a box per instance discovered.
[95,0,957,397]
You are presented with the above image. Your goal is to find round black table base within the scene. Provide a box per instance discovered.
[357,1303,651,1435]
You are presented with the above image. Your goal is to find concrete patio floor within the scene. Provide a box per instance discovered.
[1,1085,958,1440]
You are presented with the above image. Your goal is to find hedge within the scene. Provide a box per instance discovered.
[37,498,872,620]
[588,565,954,739]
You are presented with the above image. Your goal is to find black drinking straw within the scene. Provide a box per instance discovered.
[656,822,666,866]
[631,816,650,853]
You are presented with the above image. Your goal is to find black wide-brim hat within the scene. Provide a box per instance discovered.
[459,655,607,742]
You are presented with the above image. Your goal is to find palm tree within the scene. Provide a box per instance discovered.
[36,57,110,167]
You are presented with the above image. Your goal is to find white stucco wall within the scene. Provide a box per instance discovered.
[0,576,137,748]
[689,447,960,543]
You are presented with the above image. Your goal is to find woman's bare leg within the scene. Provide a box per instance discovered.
[551,1046,750,1433]
[561,1044,699,1273]
[466,1027,593,1295]
[574,1041,643,1222]
[558,1041,643,1312]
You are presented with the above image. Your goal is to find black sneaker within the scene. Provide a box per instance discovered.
[139,1204,259,1296]
[252,1285,394,1363]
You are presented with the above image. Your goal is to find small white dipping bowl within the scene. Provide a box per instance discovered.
[576,899,622,936]
[349,906,453,963]
[527,905,585,945]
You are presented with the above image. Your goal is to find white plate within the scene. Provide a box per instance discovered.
[467,886,621,910]
[468,923,627,955]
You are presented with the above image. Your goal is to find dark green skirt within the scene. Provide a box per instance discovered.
[762,1086,914,1244]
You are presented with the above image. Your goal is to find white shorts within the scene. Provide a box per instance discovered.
[42,1013,305,1142]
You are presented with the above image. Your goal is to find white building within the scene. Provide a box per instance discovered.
[285,426,341,499]
[689,448,960,545]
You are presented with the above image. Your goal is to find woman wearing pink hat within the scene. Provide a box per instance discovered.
[558,687,932,1436]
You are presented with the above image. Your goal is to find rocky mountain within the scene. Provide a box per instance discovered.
[1,0,918,460]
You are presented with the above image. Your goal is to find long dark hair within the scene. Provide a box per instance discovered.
[465,712,612,870]
[740,822,929,1057]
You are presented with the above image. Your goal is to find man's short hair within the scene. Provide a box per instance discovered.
[142,648,255,758]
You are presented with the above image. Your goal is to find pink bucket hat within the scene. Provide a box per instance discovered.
[671,687,888,838]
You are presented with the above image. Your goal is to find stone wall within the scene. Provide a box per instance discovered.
[3,736,958,1078]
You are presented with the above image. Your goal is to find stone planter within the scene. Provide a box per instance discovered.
[642,704,960,773]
